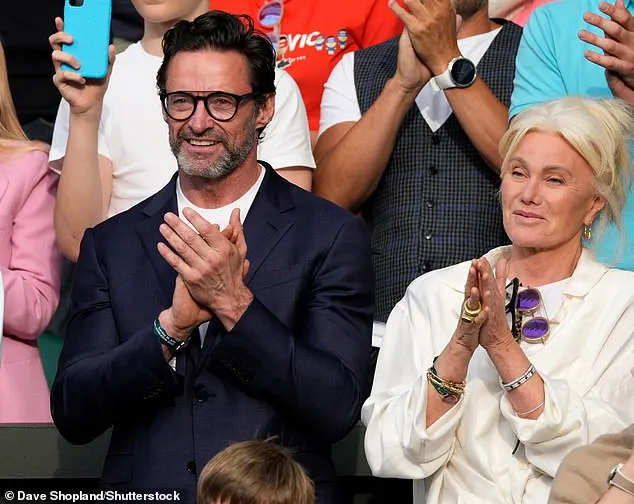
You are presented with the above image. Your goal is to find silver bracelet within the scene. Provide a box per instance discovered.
[501,363,536,392]
[516,401,545,417]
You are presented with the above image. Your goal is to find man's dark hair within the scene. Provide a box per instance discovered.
[157,11,276,105]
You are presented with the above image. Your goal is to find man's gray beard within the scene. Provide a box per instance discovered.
[171,115,256,181]
[455,0,487,20]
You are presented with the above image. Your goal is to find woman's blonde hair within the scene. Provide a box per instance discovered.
[197,440,315,504]
[0,38,48,156]
[499,96,634,244]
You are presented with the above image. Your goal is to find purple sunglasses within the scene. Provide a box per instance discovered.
[506,279,550,344]
[516,288,550,344]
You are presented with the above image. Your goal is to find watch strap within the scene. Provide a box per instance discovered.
[431,56,477,91]
[431,68,456,91]
[609,464,634,496]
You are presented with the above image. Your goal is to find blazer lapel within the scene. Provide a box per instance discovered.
[136,174,180,306]
[198,163,297,367]
[242,163,296,283]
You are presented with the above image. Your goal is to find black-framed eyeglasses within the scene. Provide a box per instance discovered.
[160,91,259,122]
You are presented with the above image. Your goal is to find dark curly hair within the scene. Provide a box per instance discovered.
[156,10,276,106]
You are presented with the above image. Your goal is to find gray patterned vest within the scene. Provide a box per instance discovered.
[354,20,522,322]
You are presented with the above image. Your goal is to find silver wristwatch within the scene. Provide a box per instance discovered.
[607,463,634,496]
[431,56,477,91]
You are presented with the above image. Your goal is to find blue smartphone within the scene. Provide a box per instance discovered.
[61,0,112,79]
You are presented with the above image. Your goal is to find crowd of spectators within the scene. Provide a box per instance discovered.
[2,0,634,503]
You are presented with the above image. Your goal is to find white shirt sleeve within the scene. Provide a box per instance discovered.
[361,290,465,479]
[499,304,634,478]
[258,69,315,170]
[48,98,112,173]
[318,52,362,137]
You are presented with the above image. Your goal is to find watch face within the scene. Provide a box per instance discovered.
[451,59,476,87]
[608,464,621,484]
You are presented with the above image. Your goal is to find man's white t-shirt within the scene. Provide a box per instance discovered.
[50,42,314,218]
[176,164,266,348]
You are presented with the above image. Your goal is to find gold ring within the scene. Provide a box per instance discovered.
[461,299,482,323]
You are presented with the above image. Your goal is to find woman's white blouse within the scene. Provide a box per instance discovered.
[362,246,634,504]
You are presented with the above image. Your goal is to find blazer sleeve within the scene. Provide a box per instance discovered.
[208,215,374,443]
[51,228,179,445]
[361,285,466,479]
[2,152,62,340]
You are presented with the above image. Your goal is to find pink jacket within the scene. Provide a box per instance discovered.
[0,149,61,423]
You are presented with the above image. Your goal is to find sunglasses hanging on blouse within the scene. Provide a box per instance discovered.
[506,278,551,345]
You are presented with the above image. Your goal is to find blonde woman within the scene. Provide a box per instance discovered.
[362,97,634,504]
[0,39,61,423]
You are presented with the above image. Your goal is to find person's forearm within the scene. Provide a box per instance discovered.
[487,339,545,420]
[314,78,419,211]
[310,130,319,151]
[55,111,107,261]
[445,78,509,172]
[213,296,370,443]
[426,340,472,427]
[599,488,634,504]
[276,166,313,191]
[598,460,634,504]
[52,324,178,445]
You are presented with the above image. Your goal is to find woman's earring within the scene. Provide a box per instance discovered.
[583,225,592,241]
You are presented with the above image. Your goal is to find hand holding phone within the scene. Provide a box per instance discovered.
[61,0,112,79]
[50,16,115,116]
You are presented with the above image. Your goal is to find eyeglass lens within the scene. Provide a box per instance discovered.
[516,288,550,341]
[522,317,549,340]
[165,93,239,121]
[516,289,540,312]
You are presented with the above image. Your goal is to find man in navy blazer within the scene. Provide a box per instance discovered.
[51,11,374,504]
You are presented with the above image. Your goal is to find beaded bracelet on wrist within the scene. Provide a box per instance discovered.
[427,357,466,403]
[153,318,191,353]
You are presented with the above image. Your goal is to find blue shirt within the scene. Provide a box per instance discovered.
[510,0,634,270]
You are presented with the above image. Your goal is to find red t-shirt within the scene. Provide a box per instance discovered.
[210,0,403,131]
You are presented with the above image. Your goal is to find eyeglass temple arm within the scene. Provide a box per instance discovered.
[507,277,520,341]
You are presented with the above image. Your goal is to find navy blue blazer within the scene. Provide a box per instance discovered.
[51,165,375,503]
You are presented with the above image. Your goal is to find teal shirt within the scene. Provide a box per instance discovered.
[510,0,634,270]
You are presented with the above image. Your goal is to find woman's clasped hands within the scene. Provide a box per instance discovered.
[453,256,516,355]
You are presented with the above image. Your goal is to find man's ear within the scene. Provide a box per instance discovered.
[255,93,275,130]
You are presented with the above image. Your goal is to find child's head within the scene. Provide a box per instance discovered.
[197,440,315,504]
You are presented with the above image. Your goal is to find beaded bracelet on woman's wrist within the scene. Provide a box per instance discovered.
[427,357,466,404]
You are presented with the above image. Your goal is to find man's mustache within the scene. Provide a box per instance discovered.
[177,130,228,144]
